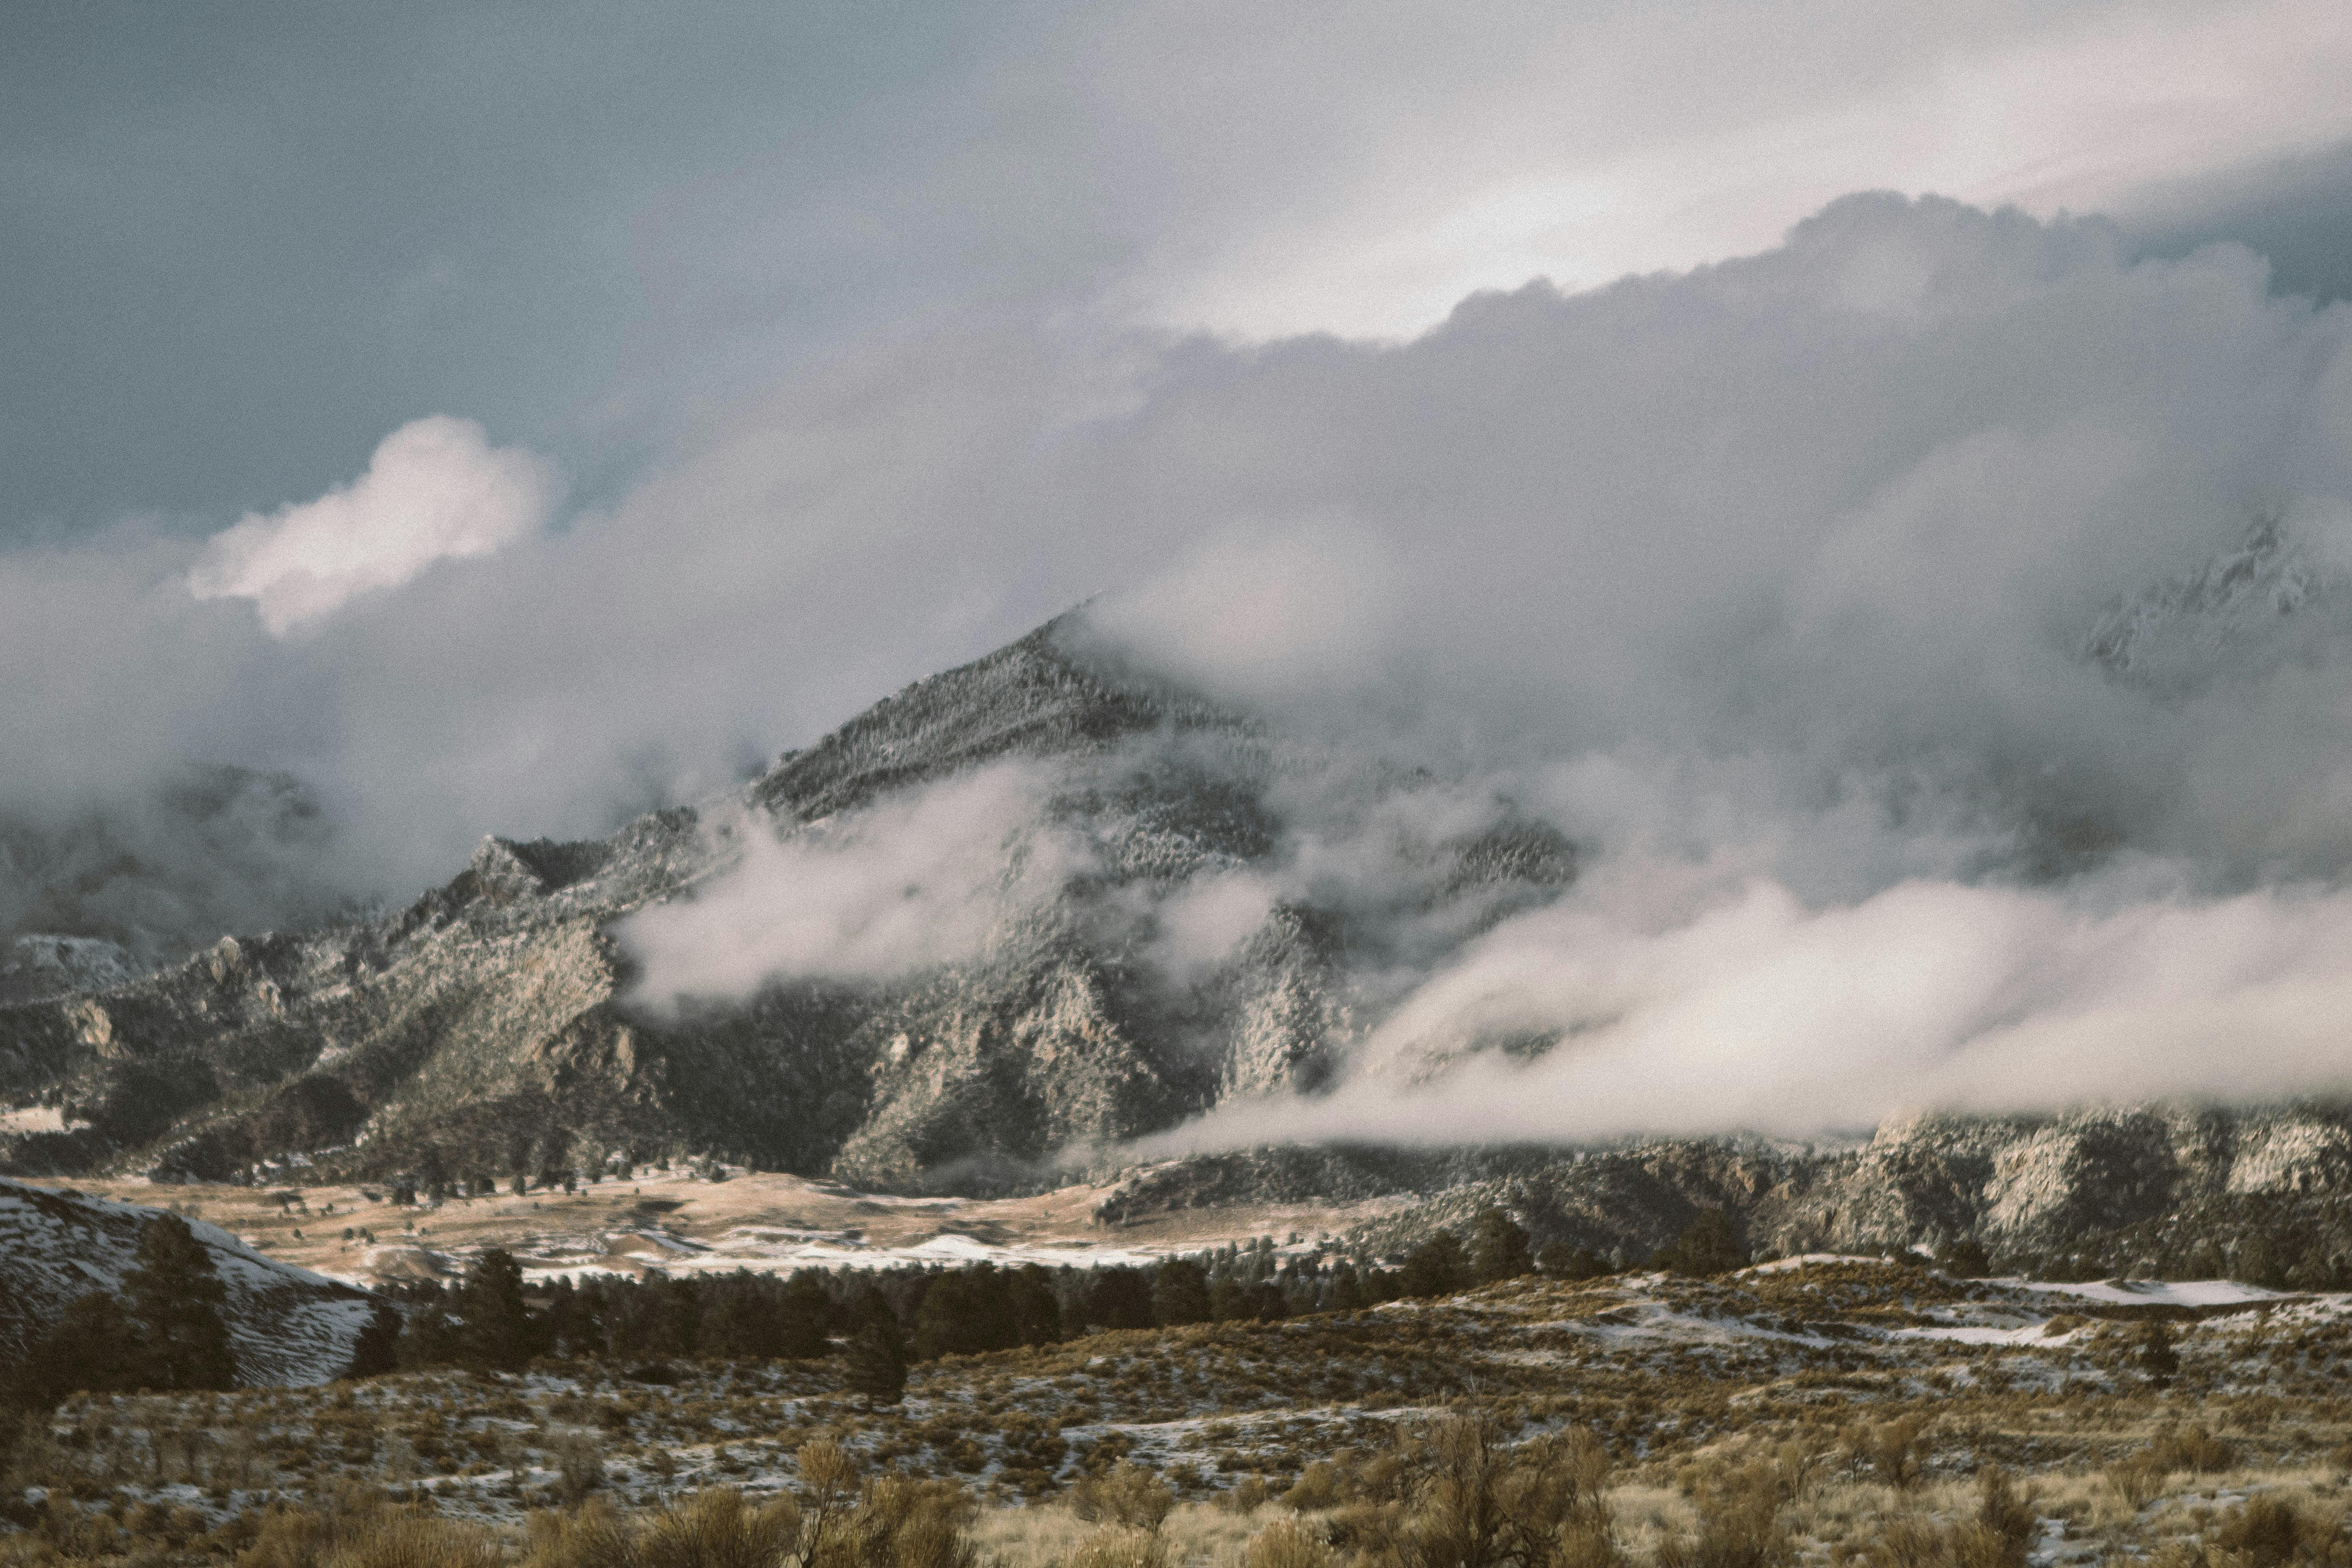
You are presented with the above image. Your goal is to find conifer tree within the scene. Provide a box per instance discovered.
[1400,1231,1470,1298]
[344,1301,402,1379]
[455,1248,537,1370]
[2234,1236,2285,1290]
[124,1214,236,1391]
[9,1290,142,1409]
[844,1286,908,1405]
[1937,1238,1992,1279]
[1007,1264,1062,1346]
[396,1298,463,1370]
[1325,1263,1364,1312]
[2138,1319,2181,1389]
[2183,1240,2227,1281]
[1151,1258,1210,1326]
[1086,1267,1155,1330]
[913,1263,1022,1357]
[1468,1207,1534,1283]
[1660,1209,1745,1278]
[1538,1241,1607,1280]
[777,1271,831,1359]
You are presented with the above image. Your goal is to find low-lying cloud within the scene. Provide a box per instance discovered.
[617,765,1085,1004]
[1141,871,2352,1153]
[17,190,2352,1144]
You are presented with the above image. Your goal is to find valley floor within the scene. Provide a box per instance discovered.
[8,1259,2352,1564]
[29,1167,1407,1290]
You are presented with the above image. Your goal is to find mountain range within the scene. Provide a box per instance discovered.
[5,591,2352,1279]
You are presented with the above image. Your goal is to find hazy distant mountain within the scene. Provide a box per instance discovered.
[2085,510,2342,695]
[0,763,344,967]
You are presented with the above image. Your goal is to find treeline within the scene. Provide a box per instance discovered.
[385,1207,1555,1397]
[1990,1221,2352,1290]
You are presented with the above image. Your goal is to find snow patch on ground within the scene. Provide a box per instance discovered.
[500,1218,1200,1285]
[2025,1278,2289,1308]
[0,1105,82,1134]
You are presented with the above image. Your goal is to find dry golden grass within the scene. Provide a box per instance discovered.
[14,1259,2352,1566]
[972,1500,1276,1568]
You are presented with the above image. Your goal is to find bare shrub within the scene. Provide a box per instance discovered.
[790,1439,860,1568]
[323,1514,504,1568]
[1247,1518,1336,1568]
[1285,1461,1347,1512]
[1065,1531,1169,1568]
[1858,1469,2033,1568]
[638,1488,800,1568]
[1221,1476,1274,1515]
[553,1431,606,1506]
[2209,1493,2326,1568]
[1973,1468,2036,1567]
[2107,1451,2166,1511]
[1844,1417,1926,1490]
[2146,1427,2236,1476]
[846,1475,978,1568]
[1655,1457,1789,1568]
[1383,1414,1621,1568]
[1074,1463,1177,1534]
[523,1497,639,1568]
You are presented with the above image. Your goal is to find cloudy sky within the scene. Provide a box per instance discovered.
[9,0,2352,962]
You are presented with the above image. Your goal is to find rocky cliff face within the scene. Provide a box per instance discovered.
[1256,1102,2352,1277]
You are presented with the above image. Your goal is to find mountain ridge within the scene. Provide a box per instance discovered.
[7,610,2352,1285]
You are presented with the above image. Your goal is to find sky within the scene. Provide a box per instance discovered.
[12,1,2352,542]
[12,0,2352,1141]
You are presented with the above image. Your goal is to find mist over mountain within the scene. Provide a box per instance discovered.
[7,195,2352,1250]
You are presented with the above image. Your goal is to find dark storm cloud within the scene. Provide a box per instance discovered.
[20,0,2345,541]
[2119,136,2352,305]
[0,0,1011,537]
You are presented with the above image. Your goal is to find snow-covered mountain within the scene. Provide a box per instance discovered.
[5,605,2352,1281]
[0,619,1570,1195]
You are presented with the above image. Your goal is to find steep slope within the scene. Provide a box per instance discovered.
[0,1177,379,1385]
[0,621,1570,1194]
[15,602,2340,1283]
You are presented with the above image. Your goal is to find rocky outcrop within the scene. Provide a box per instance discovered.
[1250,1102,2352,1276]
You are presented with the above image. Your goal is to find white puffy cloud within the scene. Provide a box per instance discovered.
[189,417,555,636]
